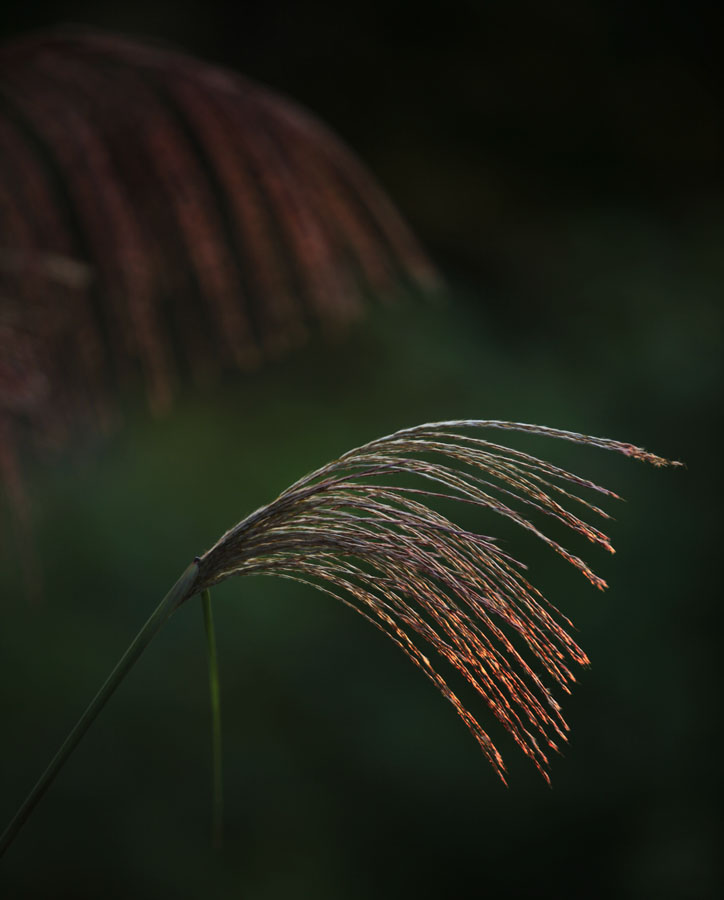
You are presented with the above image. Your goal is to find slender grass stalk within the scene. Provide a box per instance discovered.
[201,589,223,848]
[0,561,199,859]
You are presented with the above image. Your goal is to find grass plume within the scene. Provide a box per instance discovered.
[0,418,680,857]
[195,419,681,783]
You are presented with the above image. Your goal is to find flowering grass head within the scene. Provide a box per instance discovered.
[195,419,681,782]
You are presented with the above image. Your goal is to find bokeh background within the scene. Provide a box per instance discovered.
[1,2,721,898]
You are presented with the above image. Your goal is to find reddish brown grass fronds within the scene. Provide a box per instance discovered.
[0,29,437,418]
[196,420,680,783]
[0,29,440,510]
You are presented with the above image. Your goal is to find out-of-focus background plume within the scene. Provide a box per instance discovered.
[0,2,720,898]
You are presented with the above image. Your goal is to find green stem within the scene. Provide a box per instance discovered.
[202,589,223,847]
[0,561,199,859]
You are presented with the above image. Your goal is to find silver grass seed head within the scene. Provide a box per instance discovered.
[193,420,681,783]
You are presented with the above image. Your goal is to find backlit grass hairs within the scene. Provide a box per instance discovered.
[0,419,680,855]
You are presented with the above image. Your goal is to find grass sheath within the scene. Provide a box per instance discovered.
[202,589,224,848]
[0,561,199,859]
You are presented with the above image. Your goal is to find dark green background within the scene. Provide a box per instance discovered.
[1,2,721,898]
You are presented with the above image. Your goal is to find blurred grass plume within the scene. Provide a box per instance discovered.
[0,27,439,514]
